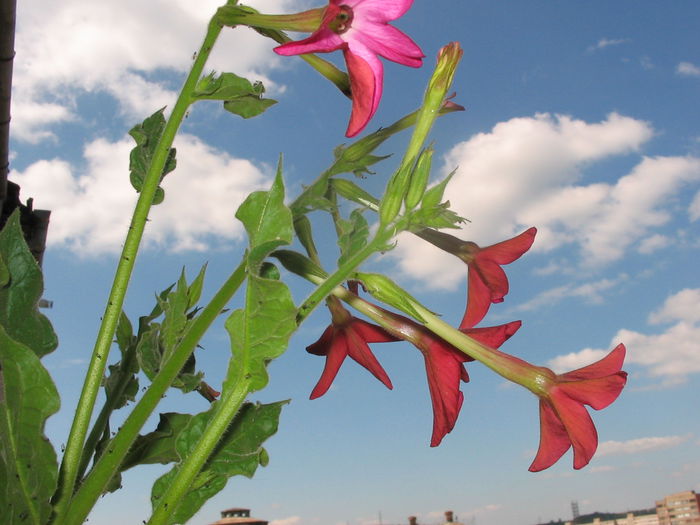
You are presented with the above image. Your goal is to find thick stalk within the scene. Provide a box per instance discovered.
[146,374,252,525]
[62,259,247,525]
[51,17,224,524]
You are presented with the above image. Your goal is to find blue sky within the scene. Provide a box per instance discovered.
[9,1,700,524]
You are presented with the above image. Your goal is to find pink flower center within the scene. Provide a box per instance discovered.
[328,5,353,34]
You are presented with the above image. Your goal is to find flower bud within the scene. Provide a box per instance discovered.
[404,146,434,211]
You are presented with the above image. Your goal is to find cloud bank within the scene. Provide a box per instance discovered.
[392,113,700,288]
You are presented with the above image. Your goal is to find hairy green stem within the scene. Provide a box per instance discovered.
[63,260,247,525]
[146,373,252,525]
[51,17,224,525]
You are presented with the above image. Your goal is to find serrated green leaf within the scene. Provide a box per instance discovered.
[186,264,207,310]
[0,324,59,525]
[337,209,369,266]
[151,401,286,524]
[235,158,293,270]
[0,211,57,358]
[128,108,177,205]
[225,275,296,392]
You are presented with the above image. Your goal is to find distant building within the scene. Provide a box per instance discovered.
[656,490,700,525]
[562,511,658,525]
[209,508,268,525]
[407,510,464,525]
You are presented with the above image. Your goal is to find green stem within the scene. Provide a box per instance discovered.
[295,223,396,325]
[62,260,247,525]
[51,18,224,525]
[146,375,252,525]
[74,345,137,485]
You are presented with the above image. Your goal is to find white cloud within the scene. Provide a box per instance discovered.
[10,134,271,255]
[677,61,700,77]
[597,435,690,457]
[587,38,631,52]
[637,233,670,254]
[12,0,300,141]
[392,113,700,287]
[690,190,700,221]
[517,275,626,313]
[548,347,609,374]
[648,288,700,325]
[270,517,302,525]
[548,288,700,384]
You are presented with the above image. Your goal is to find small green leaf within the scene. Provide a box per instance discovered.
[271,250,328,281]
[193,72,277,119]
[150,401,286,524]
[121,413,194,471]
[0,211,57,358]
[128,108,177,205]
[0,325,60,525]
[337,209,369,266]
[223,97,277,119]
[329,178,379,209]
[355,272,428,322]
[235,157,293,270]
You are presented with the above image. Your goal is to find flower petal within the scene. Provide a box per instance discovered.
[342,0,415,21]
[550,389,599,469]
[557,373,627,410]
[309,335,349,399]
[345,325,393,390]
[462,321,522,352]
[559,344,626,382]
[347,22,423,66]
[274,28,345,56]
[481,227,537,265]
[343,48,382,136]
[460,263,494,329]
[529,400,571,472]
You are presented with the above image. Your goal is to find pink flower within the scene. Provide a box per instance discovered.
[459,228,537,329]
[417,321,522,446]
[529,344,628,471]
[306,296,397,399]
[274,0,424,137]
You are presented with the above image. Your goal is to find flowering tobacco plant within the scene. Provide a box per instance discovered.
[0,2,629,525]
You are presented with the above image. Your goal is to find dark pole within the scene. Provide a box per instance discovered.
[0,0,18,206]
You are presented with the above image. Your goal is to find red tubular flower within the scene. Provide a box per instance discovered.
[414,227,537,329]
[418,321,522,446]
[460,227,537,329]
[274,0,424,137]
[306,296,398,399]
[529,344,628,471]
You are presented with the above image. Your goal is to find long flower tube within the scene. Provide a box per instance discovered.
[323,281,626,470]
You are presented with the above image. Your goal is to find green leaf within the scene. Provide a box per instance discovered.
[0,324,60,525]
[128,108,177,205]
[355,272,428,322]
[337,209,369,266]
[235,157,293,270]
[225,274,296,393]
[121,413,194,471]
[409,170,467,230]
[150,401,286,524]
[223,97,277,119]
[135,266,209,394]
[193,71,277,119]
[0,211,57,358]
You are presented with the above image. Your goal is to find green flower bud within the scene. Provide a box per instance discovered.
[404,146,434,211]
